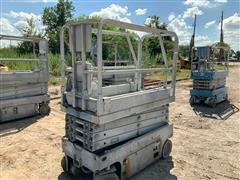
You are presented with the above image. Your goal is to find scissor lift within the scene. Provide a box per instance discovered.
[190,44,229,107]
[0,35,50,122]
[60,19,178,179]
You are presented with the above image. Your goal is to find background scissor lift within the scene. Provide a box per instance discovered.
[190,45,229,107]
[0,35,50,122]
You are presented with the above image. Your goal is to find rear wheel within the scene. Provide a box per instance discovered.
[162,139,172,159]
[39,102,50,116]
[208,97,217,108]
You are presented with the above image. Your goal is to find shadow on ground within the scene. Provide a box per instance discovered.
[0,115,42,137]
[58,157,177,180]
[58,172,92,180]
[192,100,239,120]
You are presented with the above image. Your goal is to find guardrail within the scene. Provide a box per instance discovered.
[60,19,179,115]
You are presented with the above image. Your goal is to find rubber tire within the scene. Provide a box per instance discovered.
[70,164,81,176]
[61,156,81,176]
[95,173,119,180]
[162,139,172,159]
[189,96,195,105]
[39,103,50,116]
[61,156,68,173]
[225,94,228,101]
[208,97,217,108]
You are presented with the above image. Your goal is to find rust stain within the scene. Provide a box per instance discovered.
[125,159,131,177]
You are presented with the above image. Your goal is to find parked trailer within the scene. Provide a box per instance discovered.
[60,19,178,180]
[0,35,50,122]
[190,44,229,107]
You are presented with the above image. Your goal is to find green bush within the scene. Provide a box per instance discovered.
[48,53,61,76]
[0,48,63,85]
[49,76,60,85]
[0,48,38,71]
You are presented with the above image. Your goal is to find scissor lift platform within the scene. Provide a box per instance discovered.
[60,19,178,180]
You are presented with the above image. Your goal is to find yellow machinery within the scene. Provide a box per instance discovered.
[0,64,8,71]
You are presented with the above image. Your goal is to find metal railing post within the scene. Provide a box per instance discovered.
[60,28,66,106]
[137,40,142,90]
[158,35,168,88]
[70,26,77,108]
[172,34,179,99]
[81,25,87,110]
[97,23,103,115]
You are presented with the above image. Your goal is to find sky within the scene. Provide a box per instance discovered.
[0,0,240,51]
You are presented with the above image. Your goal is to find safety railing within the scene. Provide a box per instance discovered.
[0,34,48,72]
[191,46,229,73]
[60,19,179,115]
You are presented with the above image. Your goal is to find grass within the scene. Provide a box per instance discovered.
[142,53,190,81]
[0,48,62,85]
[1,47,190,85]
[49,76,61,85]
[176,69,190,80]
[48,53,61,76]
[145,69,190,81]
[0,48,39,71]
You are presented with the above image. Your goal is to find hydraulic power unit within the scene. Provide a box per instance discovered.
[0,35,50,122]
[60,19,178,180]
[190,44,229,107]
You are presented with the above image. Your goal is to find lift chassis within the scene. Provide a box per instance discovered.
[62,124,173,179]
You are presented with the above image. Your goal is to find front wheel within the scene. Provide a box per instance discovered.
[61,156,81,176]
[189,96,195,105]
[61,156,69,173]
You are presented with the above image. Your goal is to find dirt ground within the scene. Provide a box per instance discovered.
[0,66,239,180]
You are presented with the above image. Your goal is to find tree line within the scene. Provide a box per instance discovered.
[12,0,240,61]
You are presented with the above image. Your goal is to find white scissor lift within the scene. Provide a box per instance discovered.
[0,35,50,122]
[60,19,179,180]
